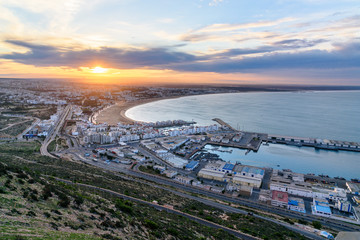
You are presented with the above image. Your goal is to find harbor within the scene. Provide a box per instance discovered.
[267,134,360,152]
[213,118,360,153]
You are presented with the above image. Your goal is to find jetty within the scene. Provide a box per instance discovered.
[268,134,360,152]
[212,118,238,131]
[211,118,360,153]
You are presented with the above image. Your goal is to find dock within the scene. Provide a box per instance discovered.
[268,134,360,152]
[212,118,238,131]
[211,118,360,153]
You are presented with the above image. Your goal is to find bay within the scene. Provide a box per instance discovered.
[126,91,360,179]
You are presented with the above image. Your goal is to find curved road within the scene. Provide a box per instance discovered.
[40,105,72,158]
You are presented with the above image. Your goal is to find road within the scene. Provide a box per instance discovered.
[40,105,72,158]
[16,117,40,139]
[54,177,276,240]
[65,154,326,239]
[64,143,360,235]
[131,142,189,175]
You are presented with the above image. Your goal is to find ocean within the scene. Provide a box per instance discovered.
[126,91,360,179]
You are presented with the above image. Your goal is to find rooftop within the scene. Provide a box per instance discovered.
[242,166,264,176]
[222,163,234,171]
[314,204,332,214]
[186,160,199,169]
[272,190,288,202]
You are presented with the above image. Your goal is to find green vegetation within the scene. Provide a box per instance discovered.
[47,137,68,153]
[138,165,162,176]
[47,140,57,152]
[312,221,322,229]
[0,142,310,239]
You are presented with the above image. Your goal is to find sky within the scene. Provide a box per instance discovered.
[0,0,359,85]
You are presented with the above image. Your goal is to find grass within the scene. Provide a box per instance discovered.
[0,142,311,240]
[0,226,102,240]
[47,140,56,153]
[1,120,33,136]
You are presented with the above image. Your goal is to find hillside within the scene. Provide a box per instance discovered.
[0,142,309,240]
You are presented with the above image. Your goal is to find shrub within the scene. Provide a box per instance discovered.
[0,187,7,194]
[115,199,133,214]
[74,194,84,206]
[58,194,70,208]
[312,221,322,229]
[27,210,36,217]
[42,185,53,200]
[144,219,158,230]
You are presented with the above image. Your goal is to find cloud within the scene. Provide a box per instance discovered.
[209,0,223,7]
[272,39,327,49]
[1,39,359,84]
[170,42,360,73]
[1,40,197,68]
[180,18,295,42]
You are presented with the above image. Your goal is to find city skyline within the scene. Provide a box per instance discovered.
[0,0,359,85]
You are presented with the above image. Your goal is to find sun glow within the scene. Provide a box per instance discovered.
[91,66,108,73]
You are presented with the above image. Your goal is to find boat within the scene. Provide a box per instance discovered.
[315,144,338,151]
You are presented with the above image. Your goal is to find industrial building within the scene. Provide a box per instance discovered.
[270,169,347,201]
[174,175,194,185]
[346,181,360,195]
[336,200,352,213]
[185,160,199,171]
[271,190,288,208]
[233,166,264,188]
[288,197,306,213]
[312,198,332,217]
[197,168,226,181]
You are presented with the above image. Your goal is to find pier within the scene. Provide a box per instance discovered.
[268,134,360,152]
[212,118,238,131]
[212,118,360,153]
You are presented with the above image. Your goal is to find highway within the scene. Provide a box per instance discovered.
[64,142,360,236]
[125,169,360,232]
[40,105,72,158]
[132,142,189,175]
[66,154,325,239]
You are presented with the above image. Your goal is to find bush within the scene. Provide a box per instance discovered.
[58,194,70,208]
[144,219,158,230]
[74,194,84,206]
[14,236,26,240]
[298,219,308,225]
[115,199,133,214]
[27,210,36,217]
[166,227,179,236]
[17,171,28,179]
[42,185,53,200]
[0,187,7,194]
[17,179,25,184]
[312,221,322,229]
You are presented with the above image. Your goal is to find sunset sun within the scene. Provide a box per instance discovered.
[91,66,108,73]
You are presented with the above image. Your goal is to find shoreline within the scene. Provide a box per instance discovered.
[95,96,180,125]
[95,89,360,125]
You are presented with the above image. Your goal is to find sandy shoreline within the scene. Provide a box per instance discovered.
[95,96,179,125]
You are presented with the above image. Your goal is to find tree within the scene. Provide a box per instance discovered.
[312,221,322,229]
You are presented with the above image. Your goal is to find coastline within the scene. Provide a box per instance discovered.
[95,89,360,126]
[95,91,265,125]
[95,96,180,125]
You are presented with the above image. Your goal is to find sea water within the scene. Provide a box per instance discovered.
[126,91,360,179]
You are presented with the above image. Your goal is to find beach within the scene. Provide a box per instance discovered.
[95,97,178,125]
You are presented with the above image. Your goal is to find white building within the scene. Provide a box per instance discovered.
[312,198,332,217]
[233,166,265,188]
